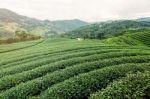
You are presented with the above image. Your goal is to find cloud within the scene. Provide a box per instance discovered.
[0,0,150,22]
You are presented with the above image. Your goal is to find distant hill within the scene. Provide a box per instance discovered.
[0,8,89,39]
[66,20,150,39]
[137,17,150,21]
[51,19,88,32]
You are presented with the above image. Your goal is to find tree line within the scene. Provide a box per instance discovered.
[0,30,41,44]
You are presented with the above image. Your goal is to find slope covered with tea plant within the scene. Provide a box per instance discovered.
[104,29,150,46]
[90,71,150,99]
[0,38,149,99]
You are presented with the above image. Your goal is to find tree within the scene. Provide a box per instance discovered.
[97,32,104,39]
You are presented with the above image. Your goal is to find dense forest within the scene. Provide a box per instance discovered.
[65,20,150,39]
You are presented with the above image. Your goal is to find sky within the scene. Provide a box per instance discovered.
[0,0,150,22]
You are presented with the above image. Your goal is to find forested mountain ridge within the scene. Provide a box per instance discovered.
[66,19,150,39]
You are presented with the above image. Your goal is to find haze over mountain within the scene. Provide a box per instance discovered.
[1,8,150,40]
[1,0,150,22]
[136,17,150,21]
[0,8,89,39]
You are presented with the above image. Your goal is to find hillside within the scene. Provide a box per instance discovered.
[51,19,88,32]
[104,29,150,46]
[0,8,89,39]
[66,20,150,39]
[137,17,150,21]
[0,38,149,99]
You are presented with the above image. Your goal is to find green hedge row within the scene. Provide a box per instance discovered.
[0,49,125,78]
[0,44,146,67]
[0,48,122,69]
[0,46,105,67]
[0,42,124,64]
[0,46,107,67]
[0,56,150,99]
[0,39,43,53]
[39,63,150,99]
[90,71,150,99]
[2,47,145,70]
[0,51,144,91]
[131,32,150,46]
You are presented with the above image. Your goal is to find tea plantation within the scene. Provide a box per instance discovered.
[0,37,149,99]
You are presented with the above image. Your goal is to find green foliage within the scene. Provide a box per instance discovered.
[0,54,149,98]
[0,38,149,99]
[40,63,150,99]
[90,71,150,99]
[66,20,150,39]
[104,29,150,46]
[0,30,41,44]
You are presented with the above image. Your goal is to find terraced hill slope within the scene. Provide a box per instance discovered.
[0,38,149,99]
[104,29,150,46]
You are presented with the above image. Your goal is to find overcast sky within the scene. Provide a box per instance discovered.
[0,0,150,22]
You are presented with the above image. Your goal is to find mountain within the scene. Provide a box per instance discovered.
[51,19,89,32]
[66,20,150,39]
[137,17,150,21]
[0,8,89,39]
